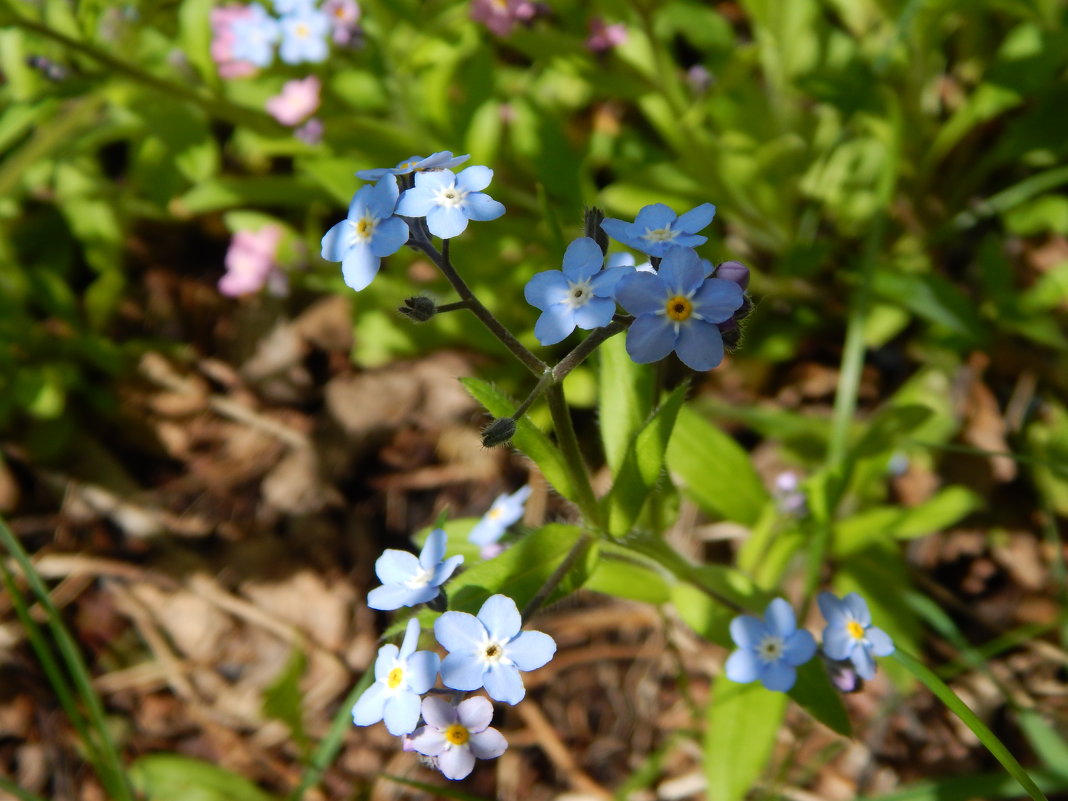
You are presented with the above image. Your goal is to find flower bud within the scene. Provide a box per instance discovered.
[398,296,437,322]
[715,260,750,290]
[584,206,609,256]
[481,417,516,447]
[427,590,448,613]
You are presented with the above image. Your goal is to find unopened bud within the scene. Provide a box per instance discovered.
[481,417,517,447]
[398,296,437,322]
[715,260,750,290]
[584,206,609,256]
[427,591,448,613]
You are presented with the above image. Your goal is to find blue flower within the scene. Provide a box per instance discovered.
[367,528,464,611]
[321,175,410,292]
[818,592,894,680]
[434,594,556,704]
[468,485,532,549]
[395,166,505,239]
[524,238,627,346]
[615,247,744,371]
[606,252,653,273]
[725,598,817,692]
[409,696,507,780]
[274,0,315,12]
[278,6,329,63]
[230,5,280,67]
[352,619,441,735]
[357,152,471,181]
[601,202,716,258]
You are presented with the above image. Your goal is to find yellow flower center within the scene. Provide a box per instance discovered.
[401,160,419,170]
[846,620,865,640]
[350,216,376,243]
[665,296,693,321]
[386,667,404,689]
[487,507,503,520]
[295,22,310,38]
[643,226,679,244]
[444,724,470,745]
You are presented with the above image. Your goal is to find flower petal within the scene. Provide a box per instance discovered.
[431,554,464,586]
[524,270,571,309]
[406,650,441,694]
[692,278,744,323]
[674,320,724,371]
[507,630,556,671]
[783,629,817,666]
[729,615,765,649]
[399,618,421,659]
[675,202,716,234]
[759,660,797,692]
[468,727,508,759]
[419,528,446,569]
[632,203,676,230]
[409,726,448,757]
[456,165,493,192]
[866,626,895,657]
[561,237,605,281]
[421,696,459,730]
[374,549,419,584]
[572,297,615,330]
[534,305,577,346]
[382,690,421,735]
[395,186,435,217]
[724,648,760,683]
[657,248,705,295]
[434,611,486,653]
[455,695,494,733]
[842,592,872,626]
[365,175,400,218]
[367,583,431,610]
[320,219,351,262]
[483,662,525,704]
[763,598,797,637]
[478,595,522,641]
[625,313,677,364]
[821,624,855,661]
[437,744,476,780]
[373,643,398,680]
[370,216,410,257]
[340,244,380,292]
[441,652,488,692]
[600,217,640,249]
[351,682,386,726]
[817,592,847,625]
[463,192,505,221]
[426,206,469,239]
[615,271,666,316]
[850,644,877,680]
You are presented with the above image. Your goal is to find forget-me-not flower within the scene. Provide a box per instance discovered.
[395,166,505,239]
[607,251,653,273]
[725,598,817,692]
[320,175,409,292]
[410,696,507,780]
[351,619,440,735]
[818,592,894,680]
[367,528,464,610]
[615,247,743,371]
[434,594,555,704]
[601,202,716,258]
[229,4,280,68]
[524,237,626,346]
[357,152,471,181]
[468,485,532,549]
[278,6,330,63]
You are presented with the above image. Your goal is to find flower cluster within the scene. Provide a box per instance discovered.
[725,593,894,692]
[211,0,360,74]
[355,526,556,780]
[320,151,505,291]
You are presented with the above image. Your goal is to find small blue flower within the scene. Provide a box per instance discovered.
[352,618,441,735]
[274,0,315,13]
[278,6,330,63]
[818,592,894,680]
[615,247,743,371]
[434,594,556,704]
[524,238,627,346]
[321,175,410,292]
[357,152,471,181]
[468,485,532,549]
[725,598,817,692]
[367,528,464,611]
[230,4,280,67]
[601,202,716,258]
[606,252,653,273]
[395,166,505,239]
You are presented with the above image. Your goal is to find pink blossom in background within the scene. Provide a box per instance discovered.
[470,0,537,37]
[219,225,288,297]
[323,0,361,44]
[295,117,324,144]
[211,4,257,78]
[265,76,321,126]
[586,17,627,54]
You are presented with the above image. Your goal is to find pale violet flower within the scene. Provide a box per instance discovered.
[367,528,463,610]
[265,75,320,126]
[434,594,555,704]
[320,175,409,291]
[395,166,505,239]
[725,598,817,692]
[601,202,716,258]
[818,592,894,680]
[410,696,507,780]
[351,619,440,735]
[357,152,470,181]
[468,485,531,549]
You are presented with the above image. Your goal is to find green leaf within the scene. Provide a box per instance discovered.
[262,649,307,752]
[460,377,576,502]
[891,651,1048,801]
[835,485,984,549]
[381,773,494,801]
[666,405,769,525]
[852,404,933,460]
[704,675,787,801]
[788,659,852,737]
[860,770,1068,801]
[171,176,331,216]
[129,755,281,801]
[446,524,593,615]
[586,550,671,604]
[1015,708,1068,777]
[597,334,653,473]
[872,271,986,343]
[603,384,686,535]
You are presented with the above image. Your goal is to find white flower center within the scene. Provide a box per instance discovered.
[565,280,593,309]
[641,225,680,244]
[756,634,785,663]
[433,185,468,208]
[478,637,509,666]
[404,566,434,589]
[349,215,377,244]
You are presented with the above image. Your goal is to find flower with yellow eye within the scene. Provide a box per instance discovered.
[601,202,716,258]
[818,592,894,680]
[278,6,329,63]
[468,485,531,551]
[615,247,743,371]
[320,175,409,292]
[356,151,470,181]
[409,696,507,780]
[352,619,440,735]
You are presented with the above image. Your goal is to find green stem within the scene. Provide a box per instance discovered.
[0,776,49,801]
[546,384,601,526]
[520,533,594,623]
[551,319,630,383]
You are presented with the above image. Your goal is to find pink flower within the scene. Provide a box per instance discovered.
[470,0,537,37]
[323,0,361,44]
[586,17,627,54]
[266,76,321,126]
[219,225,288,297]
[211,4,258,78]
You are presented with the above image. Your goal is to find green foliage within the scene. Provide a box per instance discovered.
[129,755,282,801]
[704,676,787,801]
